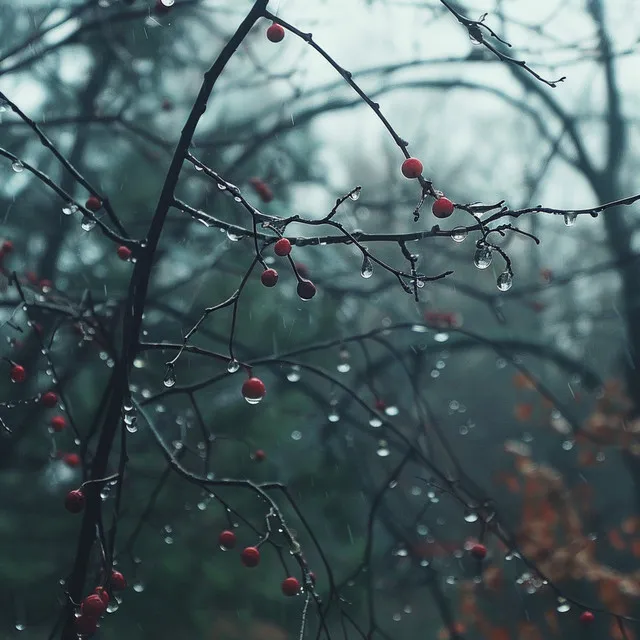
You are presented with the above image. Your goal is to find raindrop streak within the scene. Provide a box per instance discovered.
[360,255,374,279]
[473,245,493,269]
[349,187,361,201]
[496,271,513,291]
[163,365,176,388]
[451,227,468,243]
[563,212,577,226]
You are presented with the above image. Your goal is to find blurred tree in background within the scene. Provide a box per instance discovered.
[1,1,640,639]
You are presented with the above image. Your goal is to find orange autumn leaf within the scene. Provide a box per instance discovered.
[608,529,626,551]
[578,449,597,467]
[513,372,535,390]
[515,403,534,421]
[622,517,640,535]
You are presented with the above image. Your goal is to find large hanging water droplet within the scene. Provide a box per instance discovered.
[81,216,97,231]
[369,416,383,428]
[62,203,78,216]
[337,362,351,373]
[563,212,577,226]
[384,405,399,416]
[11,160,24,172]
[360,255,374,279]
[163,365,176,388]
[451,226,467,243]
[349,187,361,201]
[376,440,391,457]
[496,270,513,291]
[463,510,479,523]
[286,365,301,382]
[227,359,240,373]
[473,244,493,269]
[328,411,340,423]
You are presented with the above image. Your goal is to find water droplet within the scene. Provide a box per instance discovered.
[217,183,227,190]
[328,411,340,423]
[376,440,390,457]
[563,212,577,226]
[349,187,361,201]
[291,430,302,440]
[163,365,176,388]
[133,582,145,593]
[227,359,240,373]
[451,227,467,243]
[473,244,493,269]
[360,255,374,279]
[384,405,399,416]
[15,623,25,632]
[11,160,24,172]
[411,324,428,333]
[463,510,479,523]
[556,599,571,613]
[62,203,78,216]
[81,216,97,231]
[337,362,351,373]
[226,230,241,241]
[434,332,449,343]
[369,417,383,428]
[497,270,513,291]
[286,365,301,382]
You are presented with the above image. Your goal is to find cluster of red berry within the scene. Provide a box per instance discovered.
[218,530,306,596]
[74,571,126,636]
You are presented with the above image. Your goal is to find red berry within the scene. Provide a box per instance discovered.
[375,399,386,411]
[65,489,85,513]
[63,452,81,468]
[241,546,261,567]
[401,157,423,179]
[85,196,102,212]
[242,377,266,402]
[261,268,278,287]
[281,576,300,596]
[248,178,274,203]
[81,594,107,618]
[470,543,487,560]
[41,391,58,408]
[94,587,110,606]
[274,238,292,257]
[254,449,266,462]
[51,415,67,432]
[75,615,98,637]
[432,197,454,219]
[2,240,13,253]
[266,23,285,43]
[116,246,132,261]
[10,364,26,383]
[580,611,595,623]
[155,0,173,14]
[219,529,237,549]
[296,279,316,300]
[110,570,127,591]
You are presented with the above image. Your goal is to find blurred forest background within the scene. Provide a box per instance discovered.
[1,0,640,639]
